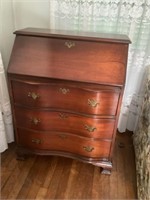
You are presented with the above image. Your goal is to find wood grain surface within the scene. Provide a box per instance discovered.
[1,132,137,199]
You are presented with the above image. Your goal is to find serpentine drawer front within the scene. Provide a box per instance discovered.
[11,80,120,116]
[7,28,130,175]
[17,128,111,158]
[14,107,115,139]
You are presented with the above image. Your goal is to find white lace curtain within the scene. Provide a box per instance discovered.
[50,0,150,132]
[0,53,14,152]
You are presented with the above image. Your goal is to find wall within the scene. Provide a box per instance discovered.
[0,0,50,68]
[0,0,15,68]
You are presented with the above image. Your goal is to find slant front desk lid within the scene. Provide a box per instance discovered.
[8,28,131,86]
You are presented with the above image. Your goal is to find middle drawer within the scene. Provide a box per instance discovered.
[15,107,115,139]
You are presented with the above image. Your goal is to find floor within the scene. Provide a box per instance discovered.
[1,132,137,199]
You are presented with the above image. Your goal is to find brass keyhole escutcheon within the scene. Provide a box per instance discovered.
[59,88,70,94]
[83,146,94,152]
[59,113,68,119]
[84,124,96,132]
[65,41,75,49]
[30,118,40,125]
[28,92,40,100]
[31,138,42,144]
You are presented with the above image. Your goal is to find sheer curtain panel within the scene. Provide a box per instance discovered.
[0,53,14,153]
[49,0,150,132]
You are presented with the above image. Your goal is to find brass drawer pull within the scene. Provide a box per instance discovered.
[30,118,40,125]
[28,92,40,100]
[59,113,68,119]
[31,138,42,144]
[59,88,70,94]
[83,146,94,152]
[88,99,99,108]
[58,134,67,139]
[65,41,75,49]
[84,124,96,132]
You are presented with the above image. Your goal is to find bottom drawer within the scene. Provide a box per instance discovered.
[17,128,111,158]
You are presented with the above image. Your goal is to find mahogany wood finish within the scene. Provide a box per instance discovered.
[11,80,120,115]
[7,28,130,174]
[14,108,115,139]
[17,128,111,158]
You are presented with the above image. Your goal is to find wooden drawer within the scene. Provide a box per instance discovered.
[12,80,120,116]
[15,107,115,139]
[17,128,111,158]
[9,36,128,85]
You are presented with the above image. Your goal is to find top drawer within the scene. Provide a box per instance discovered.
[11,80,120,116]
[8,36,128,86]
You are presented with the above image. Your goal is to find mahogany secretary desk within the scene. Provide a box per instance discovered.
[7,28,130,174]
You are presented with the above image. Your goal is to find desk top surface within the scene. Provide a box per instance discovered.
[14,27,131,44]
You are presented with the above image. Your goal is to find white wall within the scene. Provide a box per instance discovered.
[13,0,50,30]
[0,0,50,68]
[0,0,15,68]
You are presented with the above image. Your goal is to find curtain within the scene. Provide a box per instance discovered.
[49,0,150,132]
[0,53,14,153]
